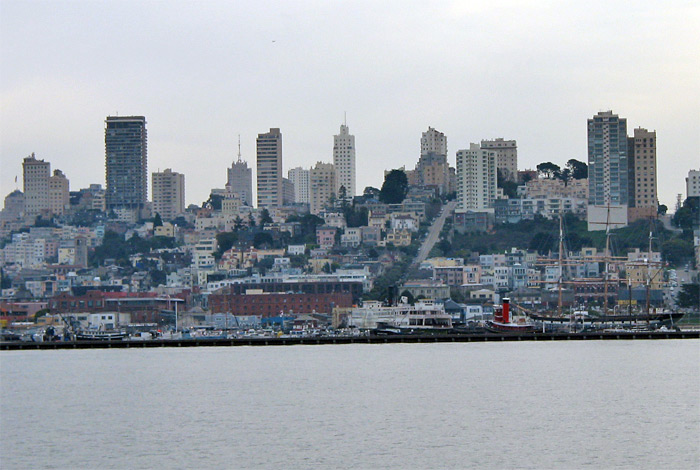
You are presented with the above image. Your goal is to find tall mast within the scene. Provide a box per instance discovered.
[645,217,653,315]
[603,203,611,315]
[237,135,242,163]
[558,213,564,316]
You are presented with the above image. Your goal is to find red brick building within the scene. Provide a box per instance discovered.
[209,291,352,317]
[49,291,184,323]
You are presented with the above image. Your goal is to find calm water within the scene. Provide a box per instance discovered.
[1,340,698,469]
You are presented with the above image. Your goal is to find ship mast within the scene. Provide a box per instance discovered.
[645,217,654,316]
[558,213,564,317]
[603,204,611,315]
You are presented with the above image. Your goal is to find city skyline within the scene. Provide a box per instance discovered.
[1,1,698,208]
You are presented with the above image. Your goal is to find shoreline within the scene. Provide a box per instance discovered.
[2,330,698,350]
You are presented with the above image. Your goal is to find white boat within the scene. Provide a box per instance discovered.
[75,329,127,341]
[349,300,453,332]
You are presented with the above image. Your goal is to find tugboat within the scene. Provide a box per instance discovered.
[484,298,535,334]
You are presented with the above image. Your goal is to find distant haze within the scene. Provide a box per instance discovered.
[1,0,698,209]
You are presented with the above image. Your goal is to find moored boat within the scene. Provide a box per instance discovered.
[484,298,535,334]
[74,329,127,341]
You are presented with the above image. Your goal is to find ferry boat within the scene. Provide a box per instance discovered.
[349,299,453,333]
[484,298,535,334]
[74,329,128,341]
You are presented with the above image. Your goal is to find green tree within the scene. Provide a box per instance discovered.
[658,204,668,215]
[677,283,699,308]
[215,232,238,257]
[672,197,699,230]
[558,168,572,186]
[203,193,223,210]
[345,205,369,228]
[566,159,588,179]
[380,169,408,204]
[256,257,275,274]
[259,208,273,225]
[536,162,561,179]
[253,232,274,248]
[528,232,555,255]
[233,216,244,232]
[661,238,694,266]
[149,269,167,287]
[153,212,163,227]
[497,169,519,198]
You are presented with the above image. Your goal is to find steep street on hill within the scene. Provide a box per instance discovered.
[407,200,457,277]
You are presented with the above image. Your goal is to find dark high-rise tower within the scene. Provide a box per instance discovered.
[105,116,147,213]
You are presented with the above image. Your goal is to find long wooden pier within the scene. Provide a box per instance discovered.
[2,330,698,350]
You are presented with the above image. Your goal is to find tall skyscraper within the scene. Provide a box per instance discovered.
[288,167,310,204]
[587,111,628,207]
[310,162,337,215]
[333,122,356,198]
[587,111,629,230]
[456,143,497,212]
[22,153,50,215]
[627,127,658,222]
[256,128,283,208]
[416,127,450,194]
[152,168,185,221]
[105,116,148,213]
[227,137,253,206]
[481,138,517,182]
[48,169,70,216]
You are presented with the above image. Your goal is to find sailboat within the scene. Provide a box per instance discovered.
[523,212,684,331]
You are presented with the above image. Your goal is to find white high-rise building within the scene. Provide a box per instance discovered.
[481,138,517,182]
[152,168,185,221]
[22,153,51,216]
[48,169,70,216]
[421,127,447,156]
[686,169,700,198]
[333,122,356,197]
[256,128,283,208]
[288,167,310,204]
[310,162,337,215]
[456,143,497,212]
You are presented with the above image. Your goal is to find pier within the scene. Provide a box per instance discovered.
[1,330,698,350]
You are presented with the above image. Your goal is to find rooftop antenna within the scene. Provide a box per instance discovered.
[237,134,242,162]
[344,111,347,127]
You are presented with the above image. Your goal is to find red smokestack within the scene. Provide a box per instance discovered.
[502,298,510,324]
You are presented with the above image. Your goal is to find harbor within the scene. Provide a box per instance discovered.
[2,328,698,350]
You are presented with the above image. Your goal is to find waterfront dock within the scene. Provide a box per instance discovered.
[1,330,698,350]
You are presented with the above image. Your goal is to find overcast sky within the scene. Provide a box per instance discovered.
[1,0,698,209]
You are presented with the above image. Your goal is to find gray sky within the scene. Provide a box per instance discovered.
[1,0,698,209]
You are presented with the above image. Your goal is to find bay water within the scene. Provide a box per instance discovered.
[2,340,698,469]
